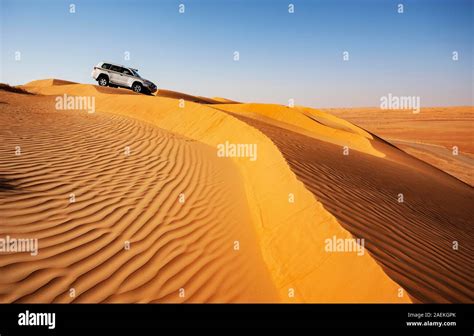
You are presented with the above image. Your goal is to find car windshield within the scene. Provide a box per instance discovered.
[130,69,141,78]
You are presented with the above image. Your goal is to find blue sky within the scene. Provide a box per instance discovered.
[1,0,472,107]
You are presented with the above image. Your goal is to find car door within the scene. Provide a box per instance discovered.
[121,68,135,88]
[109,65,124,85]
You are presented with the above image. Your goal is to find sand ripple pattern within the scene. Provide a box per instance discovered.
[0,94,276,303]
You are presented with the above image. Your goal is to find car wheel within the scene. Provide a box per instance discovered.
[132,83,142,93]
[98,76,109,87]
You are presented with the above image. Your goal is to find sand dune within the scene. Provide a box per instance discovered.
[215,106,473,303]
[23,79,78,87]
[0,79,471,303]
[154,89,220,104]
[213,103,384,157]
[0,90,277,303]
[211,97,240,104]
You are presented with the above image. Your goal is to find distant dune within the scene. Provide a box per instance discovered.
[210,97,240,104]
[0,80,472,303]
[321,107,474,186]
[24,79,78,87]
[154,89,220,104]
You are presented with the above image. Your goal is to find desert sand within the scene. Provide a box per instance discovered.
[321,107,474,186]
[0,80,472,303]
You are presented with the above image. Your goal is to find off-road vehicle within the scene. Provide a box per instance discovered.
[91,62,157,94]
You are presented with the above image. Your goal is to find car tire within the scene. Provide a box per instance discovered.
[98,76,109,87]
[132,82,143,93]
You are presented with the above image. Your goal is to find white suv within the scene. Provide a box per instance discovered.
[91,62,157,94]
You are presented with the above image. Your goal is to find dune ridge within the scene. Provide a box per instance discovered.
[213,103,384,157]
[154,89,220,104]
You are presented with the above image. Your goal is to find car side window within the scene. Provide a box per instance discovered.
[110,65,121,72]
[102,63,111,70]
[122,68,132,76]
